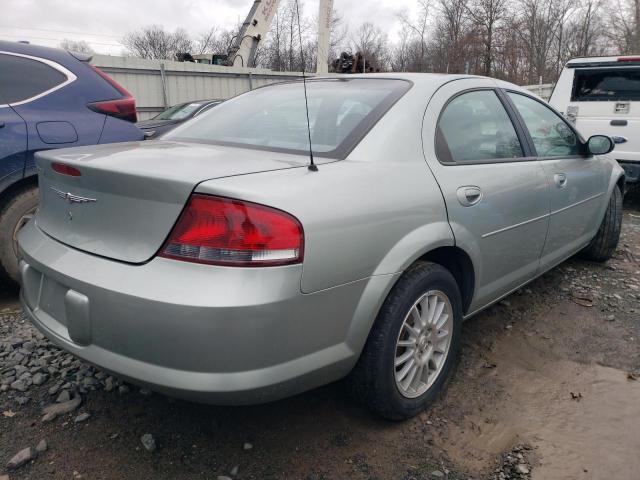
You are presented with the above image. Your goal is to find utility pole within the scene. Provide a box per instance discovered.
[316,0,333,74]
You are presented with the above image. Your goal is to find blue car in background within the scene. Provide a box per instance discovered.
[0,41,143,283]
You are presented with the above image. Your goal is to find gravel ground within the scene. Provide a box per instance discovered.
[1,198,639,480]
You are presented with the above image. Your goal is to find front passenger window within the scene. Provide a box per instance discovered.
[436,90,524,163]
[507,92,582,157]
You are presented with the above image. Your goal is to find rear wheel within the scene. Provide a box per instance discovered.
[349,262,463,420]
[581,185,622,262]
[0,186,38,283]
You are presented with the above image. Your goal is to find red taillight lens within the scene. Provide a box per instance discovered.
[159,195,304,267]
[51,162,81,176]
[88,97,137,122]
[618,56,640,62]
[88,66,137,122]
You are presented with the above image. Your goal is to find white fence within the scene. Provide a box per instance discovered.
[90,56,558,119]
[521,83,555,101]
[91,55,306,120]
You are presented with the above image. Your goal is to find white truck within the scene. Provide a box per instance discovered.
[549,55,640,188]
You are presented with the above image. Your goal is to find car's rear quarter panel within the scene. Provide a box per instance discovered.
[195,80,454,295]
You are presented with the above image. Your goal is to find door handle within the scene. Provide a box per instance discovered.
[0,121,5,128]
[554,173,567,188]
[457,186,482,207]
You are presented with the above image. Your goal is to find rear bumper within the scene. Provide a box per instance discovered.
[17,220,376,404]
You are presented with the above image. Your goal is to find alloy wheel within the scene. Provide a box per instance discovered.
[394,290,454,398]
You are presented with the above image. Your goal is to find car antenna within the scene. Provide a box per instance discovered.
[294,0,318,172]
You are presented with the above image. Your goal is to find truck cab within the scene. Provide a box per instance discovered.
[549,55,640,187]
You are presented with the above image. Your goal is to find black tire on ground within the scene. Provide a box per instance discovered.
[580,185,623,263]
[348,261,463,420]
[0,185,38,284]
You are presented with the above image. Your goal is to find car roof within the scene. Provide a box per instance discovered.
[0,40,80,66]
[286,72,523,92]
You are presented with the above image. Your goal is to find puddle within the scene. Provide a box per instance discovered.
[438,331,640,479]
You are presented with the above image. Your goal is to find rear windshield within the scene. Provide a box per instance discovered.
[572,67,640,101]
[164,78,411,159]
[155,102,204,120]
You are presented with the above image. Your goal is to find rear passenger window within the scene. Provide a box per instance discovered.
[508,92,582,157]
[436,90,523,163]
[0,54,67,104]
[572,68,640,101]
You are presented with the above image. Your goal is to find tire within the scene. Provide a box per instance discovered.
[349,261,463,420]
[581,185,623,263]
[0,185,38,284]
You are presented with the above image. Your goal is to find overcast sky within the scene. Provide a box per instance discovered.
[1,0,419,55]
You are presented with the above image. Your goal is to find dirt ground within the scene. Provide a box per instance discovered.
[1,198,639,480]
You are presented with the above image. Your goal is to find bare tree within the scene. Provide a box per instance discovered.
[466,0,507,75]
[122,25,194,60]
[607,0,640,53]
[350,22,391,71]
[59,39,94,54]
[437,0,472,73]
[194,27,236,55]
[398,0,431,71]
[256,0,316,71]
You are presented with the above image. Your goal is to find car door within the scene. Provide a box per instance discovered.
[505,91,609,271]
[0,92,27,186]
[422,79,550,314]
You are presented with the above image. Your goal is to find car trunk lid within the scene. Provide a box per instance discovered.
[35,140,308,263]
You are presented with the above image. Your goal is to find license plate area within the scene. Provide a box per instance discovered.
[21,262,92,345]
[39,275,69,327]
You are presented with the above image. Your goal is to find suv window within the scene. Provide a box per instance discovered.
[508,92,582,157]
[436,90,523,163]
[572,67,640,101]
[0,54,67,104]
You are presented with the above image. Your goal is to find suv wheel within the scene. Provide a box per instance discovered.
[0,185,38,283]
[349,262,463,420]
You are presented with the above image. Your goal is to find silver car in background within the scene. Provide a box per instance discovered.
[18,74,624,419]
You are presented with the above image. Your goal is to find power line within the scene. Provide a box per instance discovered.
[0,33,122,47]
[0,25,122,39]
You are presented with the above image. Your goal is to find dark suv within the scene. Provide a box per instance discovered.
[0,41,143,283]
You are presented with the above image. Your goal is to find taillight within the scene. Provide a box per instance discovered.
[87,66,137,122]
[51,162,81,176]
[618,56,640,62]
[159,195,304,267]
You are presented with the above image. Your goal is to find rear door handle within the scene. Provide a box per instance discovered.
[554,173,567,188]
[456,186,482,207]
[0,121,5,128]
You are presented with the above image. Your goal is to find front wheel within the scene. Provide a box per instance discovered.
[349,262,463,420]
[580,185,623,262]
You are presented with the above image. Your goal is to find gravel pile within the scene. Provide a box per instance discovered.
[488,445,533,480]
[0,309,123,408]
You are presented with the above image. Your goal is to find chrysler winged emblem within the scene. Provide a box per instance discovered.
[50,187,97,204]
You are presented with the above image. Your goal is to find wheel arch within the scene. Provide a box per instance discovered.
[344,243,475,365]
[616,173,626,195]
[417,246,475,315]
[0,174,38,211]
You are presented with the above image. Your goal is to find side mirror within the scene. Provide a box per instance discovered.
[587,135,615,155]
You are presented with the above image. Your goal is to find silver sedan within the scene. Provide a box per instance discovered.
[17,74,624,419]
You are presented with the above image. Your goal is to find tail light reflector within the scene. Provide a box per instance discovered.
[87,66,137,122]
[51,162,81,177]
[159,195,304,266]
